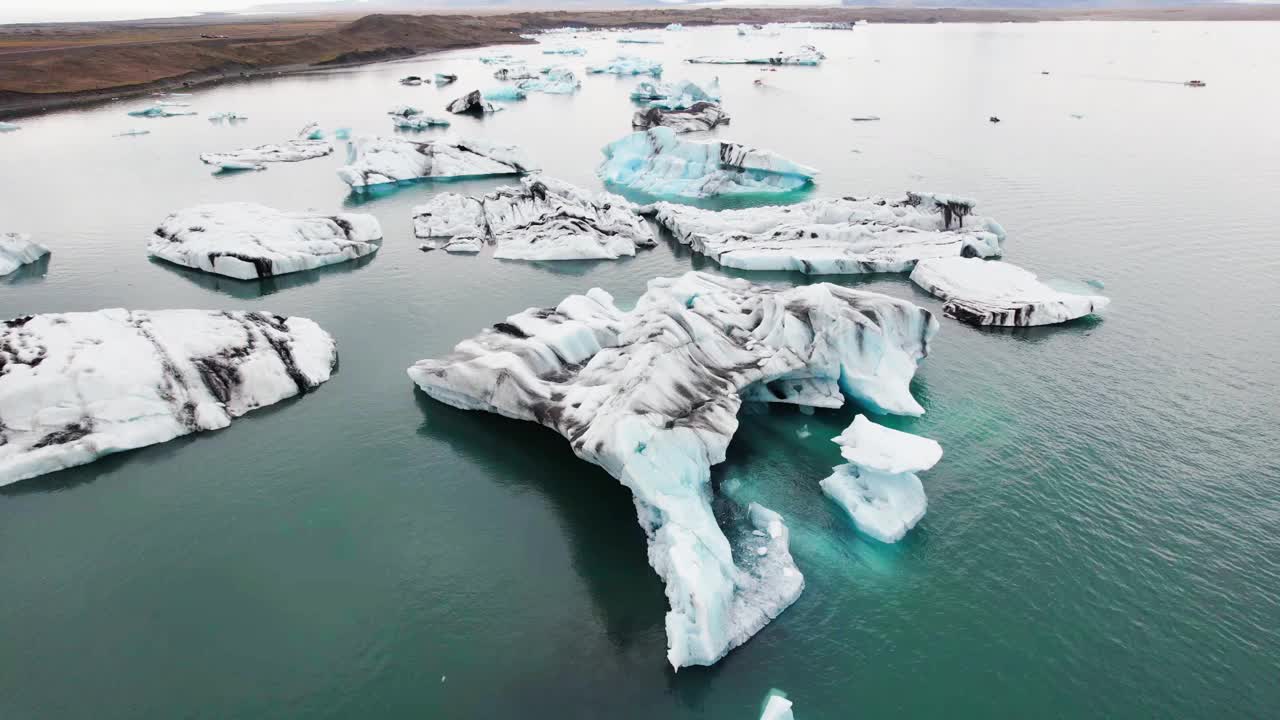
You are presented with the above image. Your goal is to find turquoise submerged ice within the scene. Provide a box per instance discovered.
[630,79,721,109]
[482,86,528,102]
[516,67,580,94]
[598,127,817,201]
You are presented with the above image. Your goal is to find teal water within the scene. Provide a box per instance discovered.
[2,21,1278,718]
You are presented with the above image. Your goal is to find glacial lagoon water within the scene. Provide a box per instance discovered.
[2,20,1278,719]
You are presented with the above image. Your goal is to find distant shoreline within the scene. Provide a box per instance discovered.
[2,5,1277,119]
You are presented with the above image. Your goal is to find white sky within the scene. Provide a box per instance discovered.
[0,0,353,24]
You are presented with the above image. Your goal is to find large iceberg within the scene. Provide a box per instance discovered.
[446,89,502,116]
[598,127,817,200]
[337,135,533,190]
[198,136,333,171]
[408,272,936,667]
[0,309,336,486]
[687,46,825,66]
[821,415,941,543]
[149,202,382,280]
[587,56,663,77]
[411,175,654,260]
[633,102,730,133]
[649,194,1005,274]
[0,233,50,275]
[631,79,721,109]
[910,257,1110,326]
[516,67,580,95]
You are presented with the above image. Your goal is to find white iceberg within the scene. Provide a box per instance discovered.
[0,233,50,275]
[388,104,423,117]
[114,128,151,137]
[478,53,514,65]
[516,67,580,95]
[821,415,941,543]
[649,194,1005,274]
[199,136,333,171]
[412,175,654,261]
[760,692,796,720]
[337,135,533,190]
[541,46,585,56]
[588,56,663,77]
[0,309,336,487]
[0,122,20,132]
[408,271,936,667]
[393,115,451,131]
[207,112,247,121]
[446,89,503,115]
[631,79,721,109]
[297,122,324,140]
[910,257,1110,326]
[633,102,731,133]
[128,105,197,118]
[149,202,382,280]
[687,46,824,66]
[665,23,685,31]
[598,127,817,200]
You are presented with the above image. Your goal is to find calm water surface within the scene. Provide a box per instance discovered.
[1,21,1278,719]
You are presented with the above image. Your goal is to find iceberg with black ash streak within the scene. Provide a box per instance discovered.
[149,202,382,280]
[588,56,663,77]
[0,309,336,486]
[199,132,332,171]
[631,79,721,110]
[408,271,936,668]
[649,193,1005,273]
[412,175,653,260]
[336,135,533,190]
[633,102,731,133]
[446,89,503,116]
[910,257,1110,326]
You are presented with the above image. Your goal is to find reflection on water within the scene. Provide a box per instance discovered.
[148,252,379,298]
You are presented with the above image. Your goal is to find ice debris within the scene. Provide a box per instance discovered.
[687,46,825,66]
[408,271,937,667]
[633,102,730,133]
[910,257,1111,326]
[149,202,382,280]
[541,46,586,56]
[0,309,336,486]
[0,233,50,276]
[337,135,533,190]
[400,75,425,86]
[760,691,796,720]
[393,115,451,131]
[588,56,663,77]
[617,37,663,45]
[516,67,580,94]
[446,90,503,115]
[631,79,721,109]
[208,112,247,121]
[411,175,654,260]
[114,128,151,137]
[598,127,817,200]
[388,105,423,117]
[128,105,197,118]
[298,122,324,140]
[0,122,19,132]
[483,86,527,102]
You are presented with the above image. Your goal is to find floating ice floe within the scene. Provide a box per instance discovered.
[737,24,780,38]
[516,67,580,94]
[821,415,941,543]
[198,134,333,172]
[648,193,1005,274]
[630,78,721,109]
[149,202,382,280]
[633,102,730,133]
[617,37,663,45]
[393,115,451,131]
[0,309,336,487]
[408,271,936,667]
[128,105,197,118]
[337,135,533,190]
[0,122,20,132]
[479,54,514,65]
[483,86,527,102]
[598,127,817,200]
[492,65,537,81]
[665,23,685,31]
[446,90,503,115]
[114,128,151,137]
[588,56,663,77]
[208,112,247,121]
[687,46,825,66]
[0,233,50,276]
[400,75,425,86]
[760,691,796,720]
[388,105,423,118]
[435,73,458,86]
[910,257,1110,327]
[411,175,654,260]
[542,46,586,56]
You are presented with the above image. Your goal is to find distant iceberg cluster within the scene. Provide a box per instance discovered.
[687,46,825,66]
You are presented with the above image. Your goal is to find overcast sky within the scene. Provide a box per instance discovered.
[0,0,347,24]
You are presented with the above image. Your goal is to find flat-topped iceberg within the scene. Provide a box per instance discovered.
[492,65,536,81]
[337,135,533,190]
[517,67,580,94]
[631,79,721,109]
[0,309,336,486]
[483,86,527,102]
[760,691,796,720]
[127,105,197,118]
[393,115,451,131]
[633,102,730,133]
[910,257,1110,326]
[446,89,503,115]
[598,127,817,200]
[687,46,825,66]
[412,175,654,260]
[207,112,247,121]
[149,202,382,280]
[198,134,333,171]
[588,56,663,77]
[821,415,941,543]
[617,36,663,45]
[649,194,1005,274]
[542,46,586,56]
[0,233,50,275]
[408,271,936,667]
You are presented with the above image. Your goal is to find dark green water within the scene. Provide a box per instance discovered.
[1,21,1277,719]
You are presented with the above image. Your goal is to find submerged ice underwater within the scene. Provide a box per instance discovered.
[1,19,1278,720]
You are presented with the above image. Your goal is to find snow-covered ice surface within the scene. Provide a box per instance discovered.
[910,257,1111,326]
[0,233,50,276]
[631,79,721,109]
[198,136,333,171]
[649,194,1005,274]
[411,175,654,260]
[598,127,817,201]
[0,309,336,486]
[337,135,533,190]
[445,90,502,115]
[588,56,664,77]
[760,692,796,720]
[821,415,942,543]
[407,272,936,667]
[687,46,825,66]
[633,102,731,133]
[149,203,382,280]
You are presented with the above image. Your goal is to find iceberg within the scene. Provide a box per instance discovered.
[114,128,151,137]
[0,309,336,487]
[411,175,654,260]
[393,115,451,131]
[910,257,1111,327]
[587,56,663,77]
[198,136,333,171]
[821,415,941,543]
[399,75,424,86]
[446,89,503,115]
[516,67,580,95]
[630,79,721,109]
[149,202,382,280]
[127,105,197,118]
[298,122,325,140]
[435,73,458,86]
[633,102,730,133]
[479,53,514,65]
[337,135,533,190]
[0,233,50,276]
[0,121,19,132]
[388,104,423,117]
[483,86,528,102]
[207,112,247,121]
[541,46,586,56]
[617,37,663,45]
[408,271,936,667]
[687,46,825,66]
[597,127,817,200]
[760,692,796,720]
[665,23,685,31]
[648,194,1005,274]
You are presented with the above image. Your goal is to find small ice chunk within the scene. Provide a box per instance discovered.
[760,691,795,720]
[632,103,730,133]
[114,128,151,137]
[0,122,20,132]
[127,105,196,118]
[393,115,451,131]
[483,86,527,102]
[435,73,458,86]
